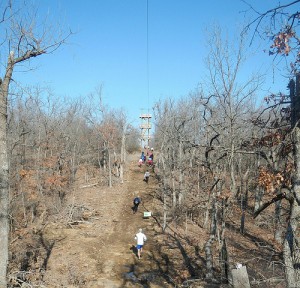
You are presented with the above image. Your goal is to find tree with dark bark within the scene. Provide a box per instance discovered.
[245,1,300,286]
[0,2,71,286]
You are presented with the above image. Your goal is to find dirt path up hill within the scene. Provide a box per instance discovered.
[42,153,172,288]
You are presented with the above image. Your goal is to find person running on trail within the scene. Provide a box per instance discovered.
[141,151,145,163]
[141,151,145,162]
[147,157,153,166]
[150,148,154,158]
[138,158,143,167]
[148,151,154,166]
[133,196,141,213]
[144,170,150,183]
[135,228,147,259]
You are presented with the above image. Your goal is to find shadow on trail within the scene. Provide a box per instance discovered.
[130,245,138,258]
[122,250,173,288]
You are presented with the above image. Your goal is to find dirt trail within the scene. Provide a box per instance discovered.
[42,153,170,288]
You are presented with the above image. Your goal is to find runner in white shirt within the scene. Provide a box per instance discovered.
[135,228,147,259]
[144,170,150,183]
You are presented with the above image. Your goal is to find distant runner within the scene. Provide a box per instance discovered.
[134,228,147,259]
[144,170,150,183]
[138,158,143,167]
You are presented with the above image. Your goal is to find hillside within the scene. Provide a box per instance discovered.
[8,153,287,288]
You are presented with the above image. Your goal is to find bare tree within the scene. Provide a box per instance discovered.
[0,1,71,286]
[204,25,262,197]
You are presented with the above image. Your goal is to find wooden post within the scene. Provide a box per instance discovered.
[232,265,251,288]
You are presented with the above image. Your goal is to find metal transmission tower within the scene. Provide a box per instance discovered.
[139,113,151,147]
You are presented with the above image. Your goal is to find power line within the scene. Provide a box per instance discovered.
[139,0,151,149]
[146,0,149,112]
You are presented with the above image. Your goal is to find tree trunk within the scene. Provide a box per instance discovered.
[160,157,168,231]
[219,197,229,283]
[230,142,237,197]
[103,149,107,171]
[240,169,249,235]
[220,239,229,283]
[285,73,300,287]
[0,52,14,288]
[254,186,264,212]
[171,171,176,207]
[274,199,284,242]
[285,127,300,287]
[178,140,184,205]
[203,193,210,229]
[69,142,77,184]
[205,188,217,281]
[108,148,112,188]
[163,178,167,231]
[119,127,126,184]
[254,153,263,212]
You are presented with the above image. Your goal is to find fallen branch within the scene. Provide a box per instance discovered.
[67,220,91,226]
[80,183,98,188]
[250,277,285,285]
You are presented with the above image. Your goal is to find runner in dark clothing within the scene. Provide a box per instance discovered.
[133,196,141,213]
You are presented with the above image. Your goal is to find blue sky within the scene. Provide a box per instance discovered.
[13,0,289,126]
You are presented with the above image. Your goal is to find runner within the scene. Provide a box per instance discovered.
[134,228,147,259]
